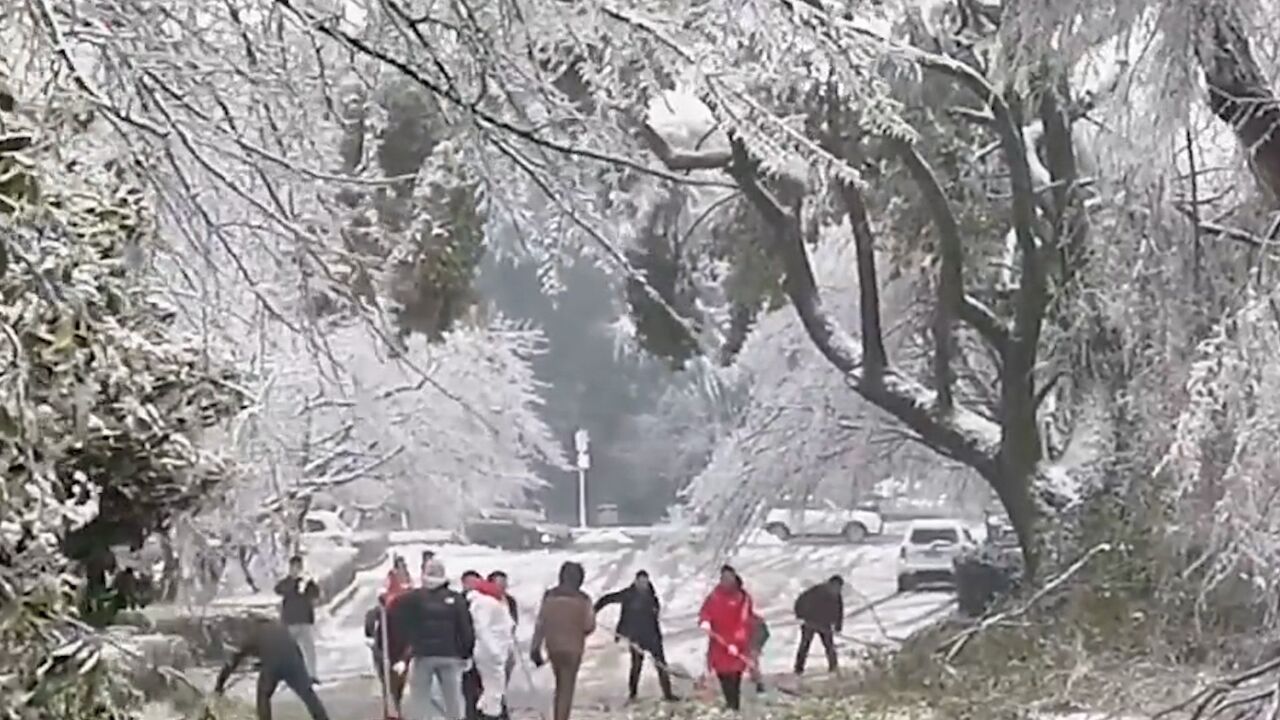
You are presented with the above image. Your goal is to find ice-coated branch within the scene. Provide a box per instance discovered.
[718,138,1004,480]
[836,180,889,382]
[1194,2,1280,207]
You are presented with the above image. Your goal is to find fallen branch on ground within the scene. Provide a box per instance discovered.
[1153,655,1280,720]
[940,542,1112,663]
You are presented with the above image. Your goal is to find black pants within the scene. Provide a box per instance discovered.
[463,666,482,720]
[371,649,406,710]
[716,672,742,711]
[256,662,330,720]
[794,626,838,674]
[627,640,674,699]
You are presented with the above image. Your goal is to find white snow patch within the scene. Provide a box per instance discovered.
[738,528,786,547]
[387,529,464,545]
[646,90,723,148]
[573,529,636,547]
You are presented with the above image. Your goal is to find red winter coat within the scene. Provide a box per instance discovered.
[699,585,754,674]
[385,571,413,601]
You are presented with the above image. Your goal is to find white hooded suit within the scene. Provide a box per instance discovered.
[467,582,516,717]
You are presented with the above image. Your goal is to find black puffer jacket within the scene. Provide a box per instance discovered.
[388,585,475,660]
[594,585,662,648]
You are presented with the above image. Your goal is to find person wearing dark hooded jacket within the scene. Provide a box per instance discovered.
[594,570,678,702]
[531,562,595,720]
[215,617,331,720]
[792,575,844,675]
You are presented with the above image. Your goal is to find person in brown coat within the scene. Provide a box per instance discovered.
[530,562,595,720]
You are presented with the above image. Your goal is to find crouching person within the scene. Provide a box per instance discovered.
[215,617,331,720]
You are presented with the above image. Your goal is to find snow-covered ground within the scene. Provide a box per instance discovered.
[266,536,954,716]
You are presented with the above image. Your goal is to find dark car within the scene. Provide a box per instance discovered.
[464,508,573,550]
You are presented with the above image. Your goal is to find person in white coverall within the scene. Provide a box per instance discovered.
[462,571,515,720]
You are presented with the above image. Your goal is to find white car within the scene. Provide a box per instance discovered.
[896,518,977,591]
[763,498,885,543]
[301,510,355,544]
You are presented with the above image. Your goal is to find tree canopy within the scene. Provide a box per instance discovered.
[11,0,1280,593]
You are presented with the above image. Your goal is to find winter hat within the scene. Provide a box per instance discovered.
[423,559,448,588]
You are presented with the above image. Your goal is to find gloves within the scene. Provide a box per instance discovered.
[392,661,407,675]
[531,648,545,668]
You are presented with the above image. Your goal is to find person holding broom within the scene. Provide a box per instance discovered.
[792,575,844,677]
[594,570,679,703]
[365,592,407,717]
[698,565,754,711]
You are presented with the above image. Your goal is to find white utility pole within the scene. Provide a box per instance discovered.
[574,429,590,528]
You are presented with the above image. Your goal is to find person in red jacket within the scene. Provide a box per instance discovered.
[698,565,754,711]
[385,555,413,600]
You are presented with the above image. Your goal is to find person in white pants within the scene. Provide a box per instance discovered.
[462,571,515,720]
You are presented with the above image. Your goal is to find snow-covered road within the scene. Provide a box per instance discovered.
[334,539,945,687]
[240,536,955,718]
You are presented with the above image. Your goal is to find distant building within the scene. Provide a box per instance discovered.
[595,503,619,526]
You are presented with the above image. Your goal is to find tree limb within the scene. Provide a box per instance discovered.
[1194,2,1280,207]
[837,181,889,384]
[721,138,1002,480]
[818,82,888,383]
[894,140,1010,407]
[300,445,406,489]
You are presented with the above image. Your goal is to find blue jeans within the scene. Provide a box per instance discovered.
[409,656,467,720]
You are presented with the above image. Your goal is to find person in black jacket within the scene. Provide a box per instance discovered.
[793,575,844,675]
[389,559,476,720]
[274,555,321,682]
[595,570,678,702]
[214,617,331,720]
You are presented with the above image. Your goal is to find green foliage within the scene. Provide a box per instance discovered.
[0,90,244,717]
[625,191,701,370]
[390,175,487,342]
[325,80,487,341]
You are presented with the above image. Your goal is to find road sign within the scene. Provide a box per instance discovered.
[574,429,589,453]
[577,452,590,470]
